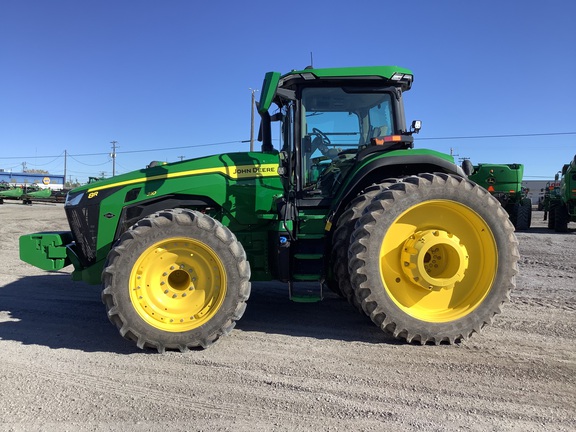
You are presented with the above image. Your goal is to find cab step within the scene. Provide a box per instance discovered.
[288,281,323,303]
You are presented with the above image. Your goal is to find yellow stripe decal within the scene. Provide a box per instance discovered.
[88,163,280,193]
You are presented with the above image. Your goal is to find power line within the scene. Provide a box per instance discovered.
[417,131,576,141]
[68,153,110,166]
[24,151,65,167]
[0,139,246,160]
[1,132,575,161]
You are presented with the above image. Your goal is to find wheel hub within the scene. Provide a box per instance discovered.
[164,265,194,294]
[401,229,469,291]
[131,238,226,332]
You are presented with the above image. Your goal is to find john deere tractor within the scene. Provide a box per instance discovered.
[20,66,519,352]
[541,177,561,221]
[548,156,576,232]
[468,163,531,230]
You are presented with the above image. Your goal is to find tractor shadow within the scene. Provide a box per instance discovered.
[237,281,398,345]
[0,275,396,353]
[0,273,140,354]
[516,227,576,235]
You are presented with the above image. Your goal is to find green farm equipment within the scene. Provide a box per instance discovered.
[21,184,52,205]
[541,178,561,221]
[468,163,531,230]
[19,66,519,352]
[548,156,576,232]
[0,182,23,204]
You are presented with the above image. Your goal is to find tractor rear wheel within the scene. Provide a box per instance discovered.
[548,205,557,230]
[102,208,251,352]
[515,198,532,230]
[505,202,519,228]
[554,205,569,232]
[332,181,397,311]
[349,173,518,344]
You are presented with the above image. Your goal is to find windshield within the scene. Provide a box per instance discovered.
[300,87,395,197]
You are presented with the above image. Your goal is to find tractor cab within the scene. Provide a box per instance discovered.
[257,67,420,201]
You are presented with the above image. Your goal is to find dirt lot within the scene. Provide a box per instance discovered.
[0,202,574,431]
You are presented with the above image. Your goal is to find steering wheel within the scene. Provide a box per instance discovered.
[311,128,338,159]
[312,127,331,146]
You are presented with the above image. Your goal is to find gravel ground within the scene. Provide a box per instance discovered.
[0,202,574,431]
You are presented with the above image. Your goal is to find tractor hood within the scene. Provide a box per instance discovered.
[62,151,283,283]
[67,151,281,200]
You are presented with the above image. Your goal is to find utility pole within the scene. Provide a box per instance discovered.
[178,155,185,161]
[249,88,258,152]
[110,141,118,176]
[63,150,67,187]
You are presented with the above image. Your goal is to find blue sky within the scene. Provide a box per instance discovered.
[1,1,575,183]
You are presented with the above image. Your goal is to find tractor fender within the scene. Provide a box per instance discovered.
[114,194,221,241]
[330,153,465,228]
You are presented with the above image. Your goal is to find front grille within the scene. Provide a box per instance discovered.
[66,205,100,266]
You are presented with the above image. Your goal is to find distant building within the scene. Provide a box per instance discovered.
[523,180,551,206]
[0,170,65,190]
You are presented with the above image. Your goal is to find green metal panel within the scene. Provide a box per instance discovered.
[469,163,524,195]
[19,231,73,271]
[258,71,281,113]
[559,157,576,219]
[286,65,413,79]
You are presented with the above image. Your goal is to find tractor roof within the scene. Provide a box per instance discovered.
[258,65,413,114]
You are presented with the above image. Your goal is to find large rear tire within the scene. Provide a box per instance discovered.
[102,209,251,352]
[332,182,396,311]
[548,205,557,230]
[554,205,569,233]
[515,198,532,230]
[505,202,519,228]
[349,173,519,344]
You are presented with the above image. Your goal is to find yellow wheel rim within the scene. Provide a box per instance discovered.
[380,200,497,323]
[129,237,227,332]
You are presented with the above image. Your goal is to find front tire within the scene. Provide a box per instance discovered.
[349,173,518,344]
[102,209,251,352]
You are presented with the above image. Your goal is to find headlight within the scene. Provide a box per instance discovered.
[65,191,85,207]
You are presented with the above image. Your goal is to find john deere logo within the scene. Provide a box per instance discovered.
[232,166,277,176]
[42,177,50,185]
[487,178,496,184]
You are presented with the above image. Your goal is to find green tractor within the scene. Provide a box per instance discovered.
[468,163,532,230]
[541,178,561,221]
[548,156,576,232]
[19,66,519,352]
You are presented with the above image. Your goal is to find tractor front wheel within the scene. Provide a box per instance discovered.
[102,209,251,352]
[349,173,518,344]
